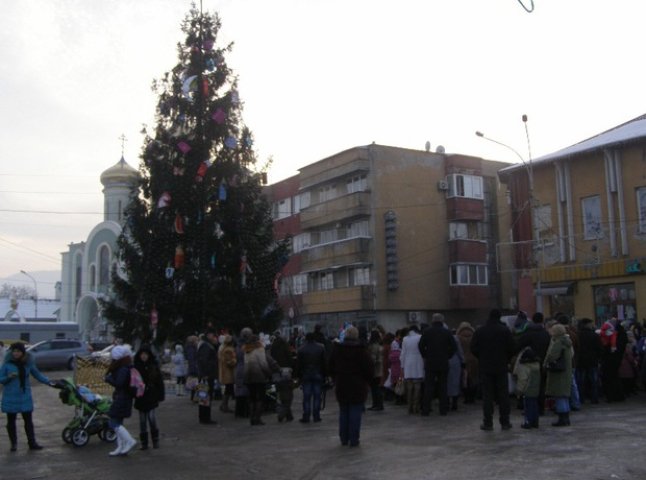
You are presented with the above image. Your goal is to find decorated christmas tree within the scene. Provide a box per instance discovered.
[102,6,289,343]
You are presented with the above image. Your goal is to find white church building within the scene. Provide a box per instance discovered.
[59,156,138,340]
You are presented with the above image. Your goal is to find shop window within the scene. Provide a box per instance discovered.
[593,283,636,325]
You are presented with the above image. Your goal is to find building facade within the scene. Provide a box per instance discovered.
[59,157,138,339]
[498,115,646,324]
[268,144,510,334]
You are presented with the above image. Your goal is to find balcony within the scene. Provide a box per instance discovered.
[446,197,484,221]
[301,237,371,271]
[302,285,374,314]
[448,239,487,263]
[300,191,371,230]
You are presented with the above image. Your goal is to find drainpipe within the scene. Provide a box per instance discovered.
[604,149,618,257]
[555,162,566,262]
[564,161,576,261]
[614,150,629,255]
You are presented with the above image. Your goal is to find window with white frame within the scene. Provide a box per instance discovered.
[318,228,337,244]
[446,174,483,199]
[637,187,646,233]
[292,194,301,214]
[293,274,308,294]
[293,233,311,253]
[299,191,311,209]
[318,272,334,290]
[449,264,488,286]
[351,267,371,286]
[346,174,367,194]
[319,184,337,202]
[581,195,603,240]
[272,199,291,220]
[347,220,370,238]
[533,204,552,237]
[449,222,468,240]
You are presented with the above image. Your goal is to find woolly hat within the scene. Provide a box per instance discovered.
[111,345,132,360]
[10,342,26,354]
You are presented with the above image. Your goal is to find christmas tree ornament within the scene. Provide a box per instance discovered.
[224,137,237,149]
[211,253,216,269]
[182,75,198,96]
[150,306,159,328]
[202,78,209,96]
[177,141,191,154]
[218,181,227,201]
[240,252,252,286]
[165,265,175,279]
[203,38,214,50]
[175,245,185,269]
[174,213,185,234]
[205,58,216,71]
[231,91,239,104]
[214,222,224,238]
[244,136,253,148]
[157,191,171,209]
[211,108,226,124]
[173,166,185,176]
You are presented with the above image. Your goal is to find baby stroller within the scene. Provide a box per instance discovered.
[53,378,116,447]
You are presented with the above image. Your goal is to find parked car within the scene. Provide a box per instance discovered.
[27,339,90,370]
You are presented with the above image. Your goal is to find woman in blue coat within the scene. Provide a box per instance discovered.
[104,345,137,456]
[0,342,52,452]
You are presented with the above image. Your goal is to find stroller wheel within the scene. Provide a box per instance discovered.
[71,428,90,447]
[62,427,73,444]
[100,427,117,443]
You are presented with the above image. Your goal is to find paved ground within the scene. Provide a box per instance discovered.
[3,370,646,480]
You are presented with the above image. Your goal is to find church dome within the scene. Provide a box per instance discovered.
[100,157,139,186]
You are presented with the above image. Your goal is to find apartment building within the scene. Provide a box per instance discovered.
[498,114,646,324]
[268,144,510,334]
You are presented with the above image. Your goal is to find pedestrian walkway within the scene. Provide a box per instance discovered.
[4,376,646,480]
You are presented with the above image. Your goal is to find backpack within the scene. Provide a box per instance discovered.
[129,367,146,398]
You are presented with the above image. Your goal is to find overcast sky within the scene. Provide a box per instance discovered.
[2,0,646,297]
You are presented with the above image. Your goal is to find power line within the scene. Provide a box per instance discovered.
[0,236,61,264]
[0,209,102,215]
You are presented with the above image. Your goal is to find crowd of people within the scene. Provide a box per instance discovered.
[1,309,645,453]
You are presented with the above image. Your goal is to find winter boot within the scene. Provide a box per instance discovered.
[551,413,571,427]
[451,396,458,411]
[220,394,232,413]
[151,429,160,449]
[109,427,123,456]
[7,423,17,452]
[24,418,43,450]
[119,426,137,455]
[139,432,149,450]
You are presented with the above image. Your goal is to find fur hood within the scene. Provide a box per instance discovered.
[242,341,264,354]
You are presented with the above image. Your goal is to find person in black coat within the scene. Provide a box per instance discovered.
[575,318,602,404]
[516,312,551,413]
[133,344,165,449]
[418,313,456,416]
[197,330,219,424]
[104,345,137,456]
[297,333,327,423]
[270,330,295,422]
[471,309,515,431]
[328,326,374,447]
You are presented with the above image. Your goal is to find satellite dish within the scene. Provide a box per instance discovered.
[425,141,431,152]
[436,145,445,153]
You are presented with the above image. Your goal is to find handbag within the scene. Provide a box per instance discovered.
[195,380,211,407]
[394,378,405,396]
[546,352,566,372]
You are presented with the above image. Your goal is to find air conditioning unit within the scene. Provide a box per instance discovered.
[437,180,449,191]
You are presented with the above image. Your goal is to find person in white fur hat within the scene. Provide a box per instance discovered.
[104,345,137,456]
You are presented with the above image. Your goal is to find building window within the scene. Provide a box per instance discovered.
[89,265,96,291]
[318,272,334,290]
[447,174,483,199]
[449,264,488,286]
[533,204,553,237]
[319,184,337,203]
[293,233,311,253]
[449,222,468,240]
[293,274,308,294]
[272,199,291,220]
[299,191,311,209]
[346,175,367,194]
[292,194,301,214]
[346,220,370,238]
[637,187,646,233]
[581,195,602,240]
[318,228,337,245]
[99,245,110,287]
[593,283,636,324]
[351,267,371,286]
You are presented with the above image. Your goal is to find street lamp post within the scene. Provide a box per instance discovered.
[476,116,542,313]
[20,270,38,320]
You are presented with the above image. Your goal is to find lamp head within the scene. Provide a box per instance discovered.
[475,131,484,137]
